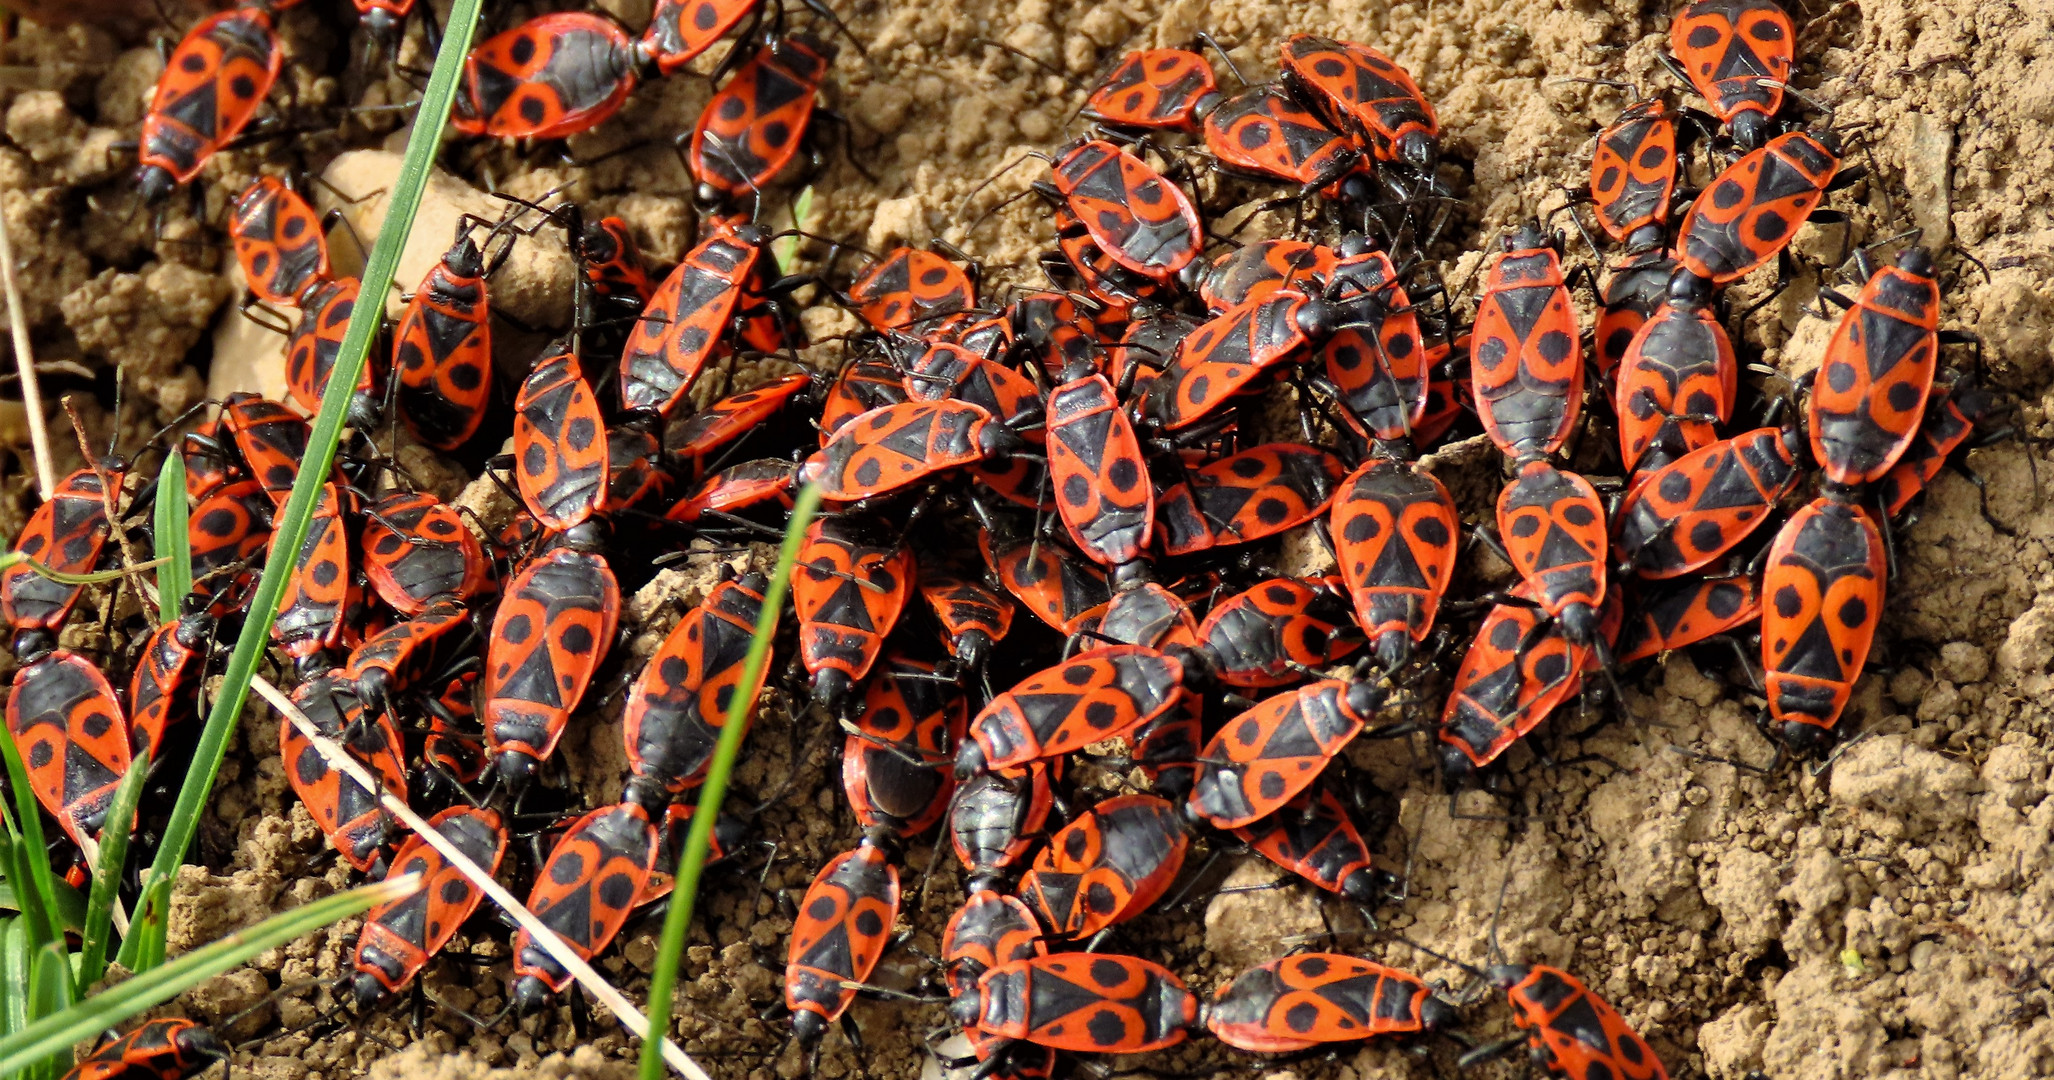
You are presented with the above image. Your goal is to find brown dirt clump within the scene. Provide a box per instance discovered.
[6,0,2054,1079]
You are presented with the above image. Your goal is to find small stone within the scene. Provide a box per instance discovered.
[1936,642,1989,685]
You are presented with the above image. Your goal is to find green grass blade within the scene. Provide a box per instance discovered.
[153,453,190,623]
[113,878,169,974]
[0,730,63,957]
[0,874,414,1072]
[26,941,74,1079]
[132,0,486,960]
[76,758,149,988]
[1,918,24,1039]
[639,484,821,1080]
[773,186,815,275]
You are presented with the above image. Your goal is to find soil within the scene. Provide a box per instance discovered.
[5,0,2054,1078]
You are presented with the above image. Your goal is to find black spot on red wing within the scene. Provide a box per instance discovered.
[808,895,838,920]
[1597,166,1621,192]
[510,34,537,65]
[1772,585,1803,618]
[440,878,471,904]
[854,909,885,936]
[1489,619,1523,650]
[550,850,586,884]
[181,53,207,72]
[1083,701,1119,730]
[1089,957,1129,988]
[1837,596,1869,627]
[1686,24,1721,49]
[1257,771,1287,799]
[1709,178,1746,209]
[1689,520,1726,553]
[1285,1000,1322,1033]
[27,742,52,769]
[1752,210,1789,242]
[504,614,532,644]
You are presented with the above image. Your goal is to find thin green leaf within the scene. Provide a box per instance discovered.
[0,874,414,1072]
[0,551,165,585]
[114,878,169,975]
[133,0,486,956]
[0,731,62,956]
[153,453,190,623]
[773,186,815,275]
[77,758,150,988]
[27,941,74,1079]
[640,484,821,1080]
[1,918,24,1039]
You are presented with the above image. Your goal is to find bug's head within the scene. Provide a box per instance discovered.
[811,667,853,713]
[1485,963,1530,991]
[136,165,176,206]
[1666,267,1713,310]
[1897,246,1936,278]
[1730,111,1774,152]
[511,975,554,1016]
[363,8,403,51]
[1395,130,1438,172]
[1373,630,1413,674]
[1778,719,1835,756]
[496,750,539,798]
[1438,743,1479,784]
[1420,993,1462,1031]
[352,971,392,1010]
[791,1008,830,1048]
[11,629,54,665]
[446,234,484,279]
[1504,223,1550,254]
[178,1024,231,1064]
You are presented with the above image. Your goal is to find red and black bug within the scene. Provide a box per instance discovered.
[689,34,836,203]
[819,359,910,444]
[351,805,507,1005]
[957,953,1198,1056]
[1614,426,1803,579]
[1321,244,1430,444]
[361,491,493,616]
[1667,0,1792,150]
[951,763,1057,880]
[641,0,768,73]
[1495,460,1609,644]
[181,418,241,505]
[1195,576,1362,688]
[801,399,1014,502]
[1278,34,1439,171]
[130,610,212,758]
[573,213,655,316]
[1761,496,1884,752]
[1614,274,1736,476]
[1156,443,1348,557]
[1586,98,1679,250]
[620,227,764,417]
[848,247,976,332]
[1145,290,1317,432]
[1474,963,1669,1079]
[844,657,965,836]
[285,275,383,429]
[269,482,349,677]
[221,393,311,511]
[1018,793,1187,941]
[640,802,751,904]
[943,888,1045,1031]
[135,4,283,203]
[1437,582,1618,780]
[792,517,914,708]
[6,650,131,849]
[1230,787,1387,902]
[187,478,273,616]
[1808,247,1947,487]
[1039,139,1203,280]
[282,671,408,872]
[665,457,798,524]
[1093,582,1200,652]
[485,548,619,790]
[1202,83,1363,195]
[2,465,116,660]
[900,342,1046,435]
[666,372,813,479]
[63,1018,228,1080]
[1188,677,1386,830]
[919,571,1014,672]
[513,345,610,531]
[1596,250,1679,379]
[1083,48,1220,130]
[453,12,644,141]
[1676,129,1839,286]
[1207,954,1454,1052]
[394,229,497,451]
[511,800,660,1014]
[231,176,329,306]
[1470,225,1583,462]
[1878,372,2004,520]
[624,573,770,794]
[345,597,477,718]
[978,530,1113,640]
[1615,573,1760,664]
[786,833,901,1047]
[1199,240,1338,312]
[1329,459,1459,671]
[956,646,1185,776]
[1047,371,1154,575]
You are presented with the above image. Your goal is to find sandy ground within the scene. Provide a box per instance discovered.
[6,0,2054,1077]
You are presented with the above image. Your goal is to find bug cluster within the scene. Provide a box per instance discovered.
[1,0,2013,1078]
